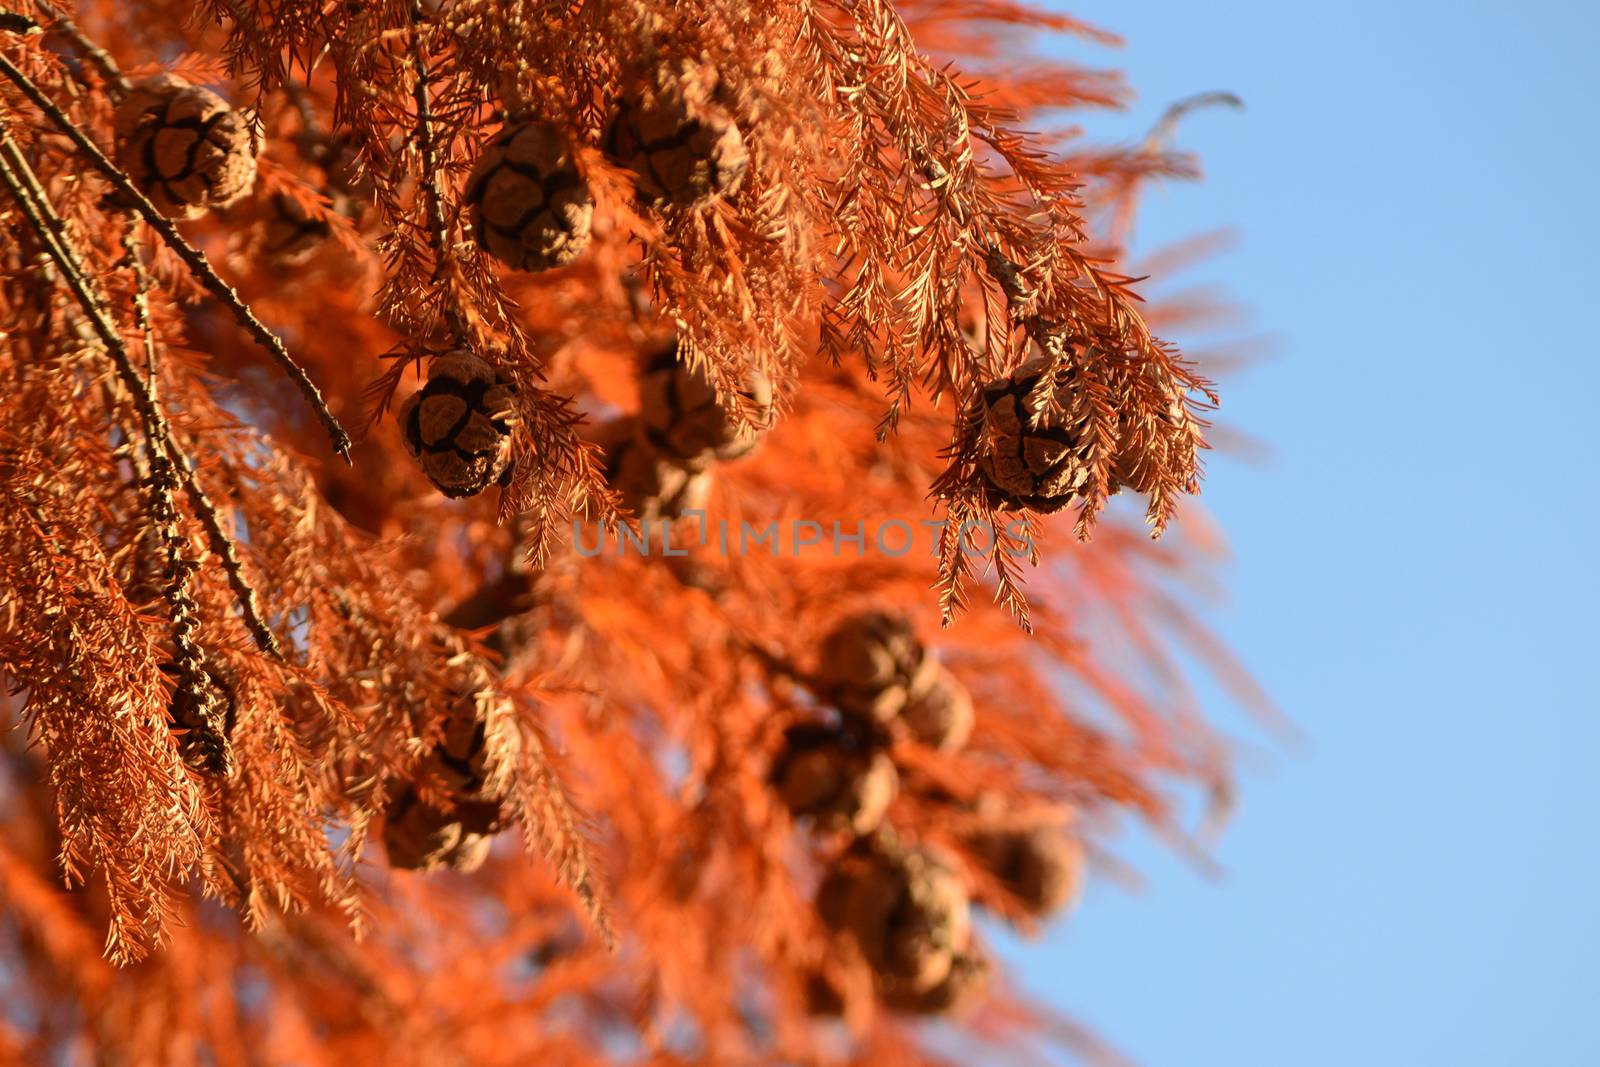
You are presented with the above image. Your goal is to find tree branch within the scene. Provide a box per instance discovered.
[0,51,353,460]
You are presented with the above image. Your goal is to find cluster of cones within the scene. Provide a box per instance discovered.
[466,60,749,275]
[771,611,1083,1019]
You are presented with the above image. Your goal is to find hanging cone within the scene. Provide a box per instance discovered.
[817,845,972,994]
[969,821,1084,919]
[465,121,593,272]
[636,344,773,468]
[974,356,1097,514]
[815,610,940,724]
[772,724,898,836]
[594,417,713,522]
[604,61,749,208]
[114,75,257,220]
[899,665,974,752]
[883,948,990,1016]
[398,351,517,498]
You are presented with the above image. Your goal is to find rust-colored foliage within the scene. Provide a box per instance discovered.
[0,0,1249,1062]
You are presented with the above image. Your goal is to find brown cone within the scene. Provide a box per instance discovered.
[114,75,257,220]
[974,356,1096,514]
[815,611,938,724]
[260,192,331,266]
[818,846,971,994]
[772,729,897,836]
[604,62,749,208]
[900,665,974,752]
[465,122,593,272]
[636,344,773,468]
[382,788,496,873]
[398,351,517,499]
[883,948,990,1016]
[969,823,1083,918]
[594,417,713,522]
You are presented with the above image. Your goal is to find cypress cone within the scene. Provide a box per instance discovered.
[772,723,898,836]
[398,351,517,498]
[815,611,939,724]
[975,356,1096,514]
[899,665,974,752]
[465,121,593,272]
[636,344,773,468]
[817,845,972,994]
[604,61,749,208]
[113,75,257,220]
[594,417,713,522]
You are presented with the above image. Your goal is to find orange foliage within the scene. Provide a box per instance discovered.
[0,0,1250,1062]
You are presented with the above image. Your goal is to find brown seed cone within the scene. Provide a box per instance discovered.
[899,665,975,752]
[594,417,713,522]
[975,357,1096,514]
[398,351,517,499]
[815,610,939,724]
[260,192,331,266]
[465,122,592,272]
[604,62,749,208]
[637,345,773,468]
[817,846,971,994]
[114,75,256,220]
[382,788,498,873]
[1112,367,1202,495]
[772,726,897,836]
[883,948,990,1017]
[969,823,1084,918]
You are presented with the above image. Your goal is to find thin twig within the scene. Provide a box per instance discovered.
[125,229,287,661]
[0,126,231,772]
[408,0,470,345]
[34,0,130,95]
[0,52,353,460]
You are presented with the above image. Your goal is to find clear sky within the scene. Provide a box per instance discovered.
[1003,2,1600,1064]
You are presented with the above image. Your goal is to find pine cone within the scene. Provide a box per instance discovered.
[382,789,498,873]
[465,122,593,272]
[974,357,1095,514]
[969,822,1083,918]
[637,345,773,467]
[900,665,974,753]
[815,611,940,724]
[398,351,517,498]
[113,75,256,220]
[595,417,713,521]
[260,192,331,266]
[604,63,749,208]
[817,846,971,994]
[772,724,897,835]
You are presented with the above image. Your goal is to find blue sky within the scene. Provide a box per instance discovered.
[1003,2,1600,1064]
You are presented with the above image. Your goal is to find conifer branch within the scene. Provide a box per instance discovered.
[35,0,129,94]
[124,230,287,662]
[0,116,285,665]
[0,124,231,772]
[0,52,353,460]
[407,0,471,347]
